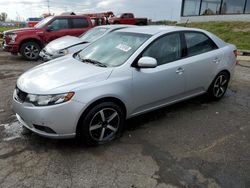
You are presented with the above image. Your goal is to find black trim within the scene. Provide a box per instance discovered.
[199,0,203,15]
[65,41,89,50]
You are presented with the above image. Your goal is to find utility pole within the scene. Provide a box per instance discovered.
[47,0,51,14]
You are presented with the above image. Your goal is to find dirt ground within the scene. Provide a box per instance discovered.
[0,50,250,188]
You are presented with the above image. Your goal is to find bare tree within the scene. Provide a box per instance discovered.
[0,12,7,22]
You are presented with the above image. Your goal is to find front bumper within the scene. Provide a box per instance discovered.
[12,93,86,139]
[39,49,63,62]
[2,43,19,53]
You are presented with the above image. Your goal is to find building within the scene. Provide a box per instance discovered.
[181,0,250,22]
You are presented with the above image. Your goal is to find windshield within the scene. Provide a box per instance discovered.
[77,32,151,67]
[35,16,53,28]
[79,27,109,42]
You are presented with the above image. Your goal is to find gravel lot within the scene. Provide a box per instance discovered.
[0,51,249,188]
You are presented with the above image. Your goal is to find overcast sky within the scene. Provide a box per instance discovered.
[0,0,182,21]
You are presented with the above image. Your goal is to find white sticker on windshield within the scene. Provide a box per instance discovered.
[116,44,132,52]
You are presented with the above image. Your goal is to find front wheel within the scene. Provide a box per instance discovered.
[207,71,230,100]
[77,102,125,145]
[20,41,41,61]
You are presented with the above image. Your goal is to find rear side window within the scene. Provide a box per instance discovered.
[184,32,218,57]
[142,33,182,66]
[71,18,89,28]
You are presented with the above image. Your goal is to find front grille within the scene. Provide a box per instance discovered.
[15,87,27,103]
[33,124,56,134]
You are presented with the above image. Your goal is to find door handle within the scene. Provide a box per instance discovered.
[213,58,220,64]
[176,67,184,74]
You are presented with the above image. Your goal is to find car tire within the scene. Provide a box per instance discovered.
[20,41,41,61]
[77,102,125,146]
[207,71,230,101]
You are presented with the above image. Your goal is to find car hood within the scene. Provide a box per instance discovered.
[4,27,40,34]
[45,36,86,53]
[17,55,113,94]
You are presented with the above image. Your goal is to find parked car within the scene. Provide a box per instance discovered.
[3,15,93,60]
[13,26,237,145]
[39,24,134,61]
[109,13,148,25]
[26,17,43,27]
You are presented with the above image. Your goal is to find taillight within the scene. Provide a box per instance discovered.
[233,50,238,58]
[234,49,239,65]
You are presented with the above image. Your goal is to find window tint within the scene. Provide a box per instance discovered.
[184,32,217,57]
[122,14,129,18]
[50,19,69,30]
[221,0,245,14]
[142,33,181,66]
[71,18,89,28]
[183,0,201,16]
[128,14,133,18]
[200,0,221,15]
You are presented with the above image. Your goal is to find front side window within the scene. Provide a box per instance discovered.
[200,0,222,15]
[142,33,181,66]
[50,19,69,30]
[184,32,217,57]
[72,18,89,28]
[221,0,246,14]
[77,32,151,67]
[182,0,201,16]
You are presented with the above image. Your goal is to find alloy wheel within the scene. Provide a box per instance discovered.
[89,108,120,142]
[213,75,228,98]
[24,45,39,59]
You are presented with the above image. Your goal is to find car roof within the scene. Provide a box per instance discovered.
[116,25,226,48]
[94,24,136,30]
[116,25,205,35]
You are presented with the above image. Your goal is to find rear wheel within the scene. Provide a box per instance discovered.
[207,71,230,100]
[20,41,41,61]
[77,102,125,145]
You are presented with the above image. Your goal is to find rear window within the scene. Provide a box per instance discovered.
[71,18,89,28]
[27,18,42,21]
[184,32,218,57]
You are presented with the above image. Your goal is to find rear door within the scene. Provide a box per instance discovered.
[68,17,91,36]
[44,18,70,43]
[182,31,224,94]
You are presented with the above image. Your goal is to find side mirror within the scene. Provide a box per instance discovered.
[137,57,157,68]
[46,25,54,32]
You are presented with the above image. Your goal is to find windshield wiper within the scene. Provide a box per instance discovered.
[79,57,107,67]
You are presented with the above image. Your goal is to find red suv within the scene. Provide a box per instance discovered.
[3,15,93,60]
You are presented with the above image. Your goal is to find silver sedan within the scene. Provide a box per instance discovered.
[13,26,237,145]
[39,24,134,61]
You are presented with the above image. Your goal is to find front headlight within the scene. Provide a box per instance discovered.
[58,49,69,55]
[25,92,74,106]
[7,33,17,43]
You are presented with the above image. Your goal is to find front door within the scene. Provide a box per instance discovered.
[132,32,187,114]
[44,18,69,43]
